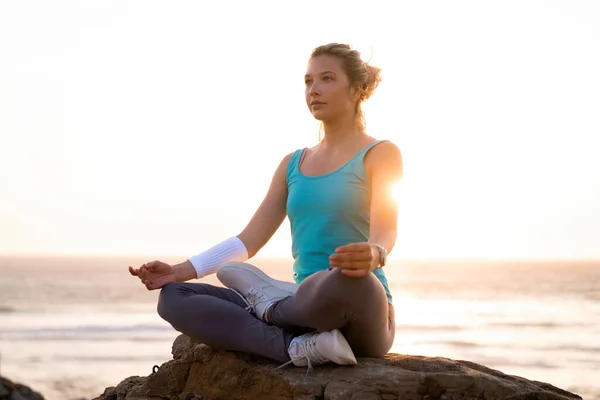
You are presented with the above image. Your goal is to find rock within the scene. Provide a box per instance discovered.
[0,377,45,400]
[92,334,583,400]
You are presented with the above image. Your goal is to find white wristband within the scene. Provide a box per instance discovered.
[188,236,249,279]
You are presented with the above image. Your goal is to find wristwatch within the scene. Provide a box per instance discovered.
[370,244,387,268]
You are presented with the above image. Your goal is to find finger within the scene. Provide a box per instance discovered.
[330,252,371,263]
[330,264,358,270]
[330,260,370,270]
[329,259,352,268]
[330,252,371,265]
[335,242,370,254]
[128,266,139,276]
[340,268,369,278]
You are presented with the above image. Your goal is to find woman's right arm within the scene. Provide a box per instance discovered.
[132,152,293,288]
[235,152,293,258]
[173,152,292,278]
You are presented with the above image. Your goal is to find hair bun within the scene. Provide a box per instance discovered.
[361,63,382,101]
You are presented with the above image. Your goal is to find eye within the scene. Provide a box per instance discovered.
[304,79,313,86]
[322,76,333,81]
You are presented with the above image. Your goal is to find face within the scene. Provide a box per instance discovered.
[304,55,359,123]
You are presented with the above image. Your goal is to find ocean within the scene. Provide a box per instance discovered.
[0,256,598,400]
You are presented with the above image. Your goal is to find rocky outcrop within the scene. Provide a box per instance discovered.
[0,376,45,400]
[93,334,582,400]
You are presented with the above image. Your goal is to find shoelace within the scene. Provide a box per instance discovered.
[248,286,273,308]
[274,332,327,375]
[274,359,312,375]
[229,287,279,324]
[229,288,255,313]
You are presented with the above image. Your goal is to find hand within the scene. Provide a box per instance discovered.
[329,242,379,278]
[128,260,176,290]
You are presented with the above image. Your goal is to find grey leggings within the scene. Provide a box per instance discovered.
[157,265,395,363]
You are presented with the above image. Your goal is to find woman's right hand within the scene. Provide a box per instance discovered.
[129,260,175,290]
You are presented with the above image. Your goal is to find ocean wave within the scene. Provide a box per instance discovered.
[0,323,172,334]
[539,345,600,354]
[499,360,561,369]
[411,341,600,356]
[487,321,588,328]
[52,354,163,362]
[396,324,466,331]
[415,340,479,348]
[0,324,176,341]
[3,334,175,342]
[584,292,600,301]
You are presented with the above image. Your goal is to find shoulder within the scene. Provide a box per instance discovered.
[273,150,300,183]
[275,151,295,173]
[281,151,295,164]
[366,140,402,160]
[364,140,403,181]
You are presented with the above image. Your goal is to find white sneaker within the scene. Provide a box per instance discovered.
[217,262,298,321]
[281,329,357,373]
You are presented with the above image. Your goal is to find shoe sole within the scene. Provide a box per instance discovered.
[330,329,357,365]
[217,262,299,294]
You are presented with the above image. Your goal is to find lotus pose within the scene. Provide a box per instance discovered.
[129,43,403,370]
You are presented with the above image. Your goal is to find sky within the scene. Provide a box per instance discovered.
[0,1,599,260]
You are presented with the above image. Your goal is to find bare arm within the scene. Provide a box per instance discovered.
[235,152,292,258]
[329,141,403,277]
[366,141,403,265]
[170,153,292,279]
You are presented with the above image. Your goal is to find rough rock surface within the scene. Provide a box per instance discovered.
[93,334,582,400]
[0,376,45,400]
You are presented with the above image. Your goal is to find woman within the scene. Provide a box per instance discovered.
[129,43,403,370]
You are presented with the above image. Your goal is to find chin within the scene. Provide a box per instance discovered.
[310,110,328,121]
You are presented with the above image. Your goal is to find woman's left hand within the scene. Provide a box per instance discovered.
[329,242,379,278]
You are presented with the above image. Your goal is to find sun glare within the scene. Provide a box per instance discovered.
[392,182,402,204]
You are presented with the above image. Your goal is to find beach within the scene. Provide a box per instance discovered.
[0,256,598,400]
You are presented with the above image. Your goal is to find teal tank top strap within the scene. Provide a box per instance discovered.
[358,139,388,160]
[344,139,389,180]
[286,148,304,184]
[365,139,388,151]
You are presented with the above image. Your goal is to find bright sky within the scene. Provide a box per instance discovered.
[1,1,599,260]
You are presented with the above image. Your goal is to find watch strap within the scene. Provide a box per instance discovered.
[370,244,387,268]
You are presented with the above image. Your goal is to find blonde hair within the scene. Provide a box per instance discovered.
[311,43,382,137]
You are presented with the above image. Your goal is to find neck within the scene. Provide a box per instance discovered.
[321,117,362,148]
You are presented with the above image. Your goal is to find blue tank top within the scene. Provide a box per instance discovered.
[285,140,393,303]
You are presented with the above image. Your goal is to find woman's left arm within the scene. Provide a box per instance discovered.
[330,141,403,277]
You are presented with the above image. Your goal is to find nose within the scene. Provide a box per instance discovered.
[308,81,320,97]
